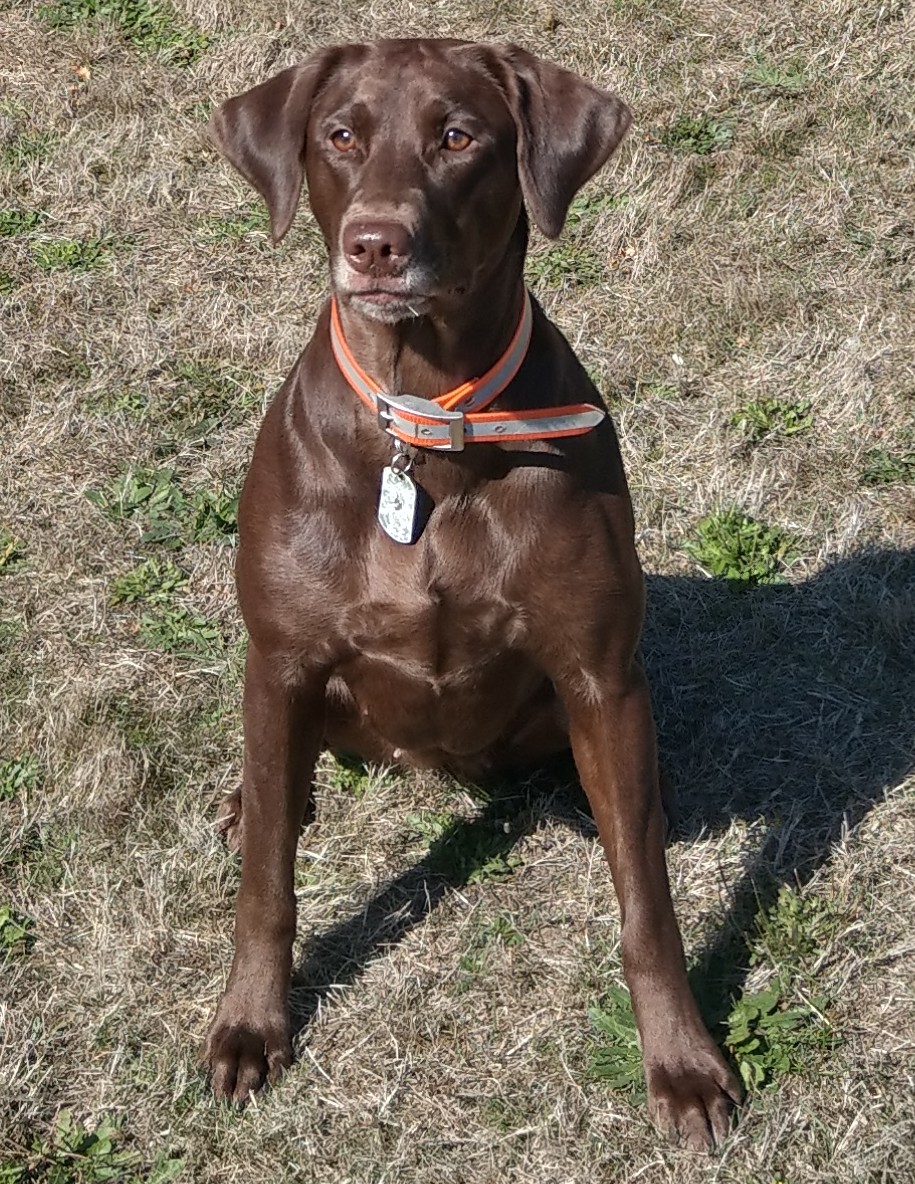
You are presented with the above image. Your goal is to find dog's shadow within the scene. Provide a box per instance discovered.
[290,547,915,1040]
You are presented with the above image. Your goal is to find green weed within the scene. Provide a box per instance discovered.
[861,448,915,486]
[526,188,625,289]
[138,606,222,658]
[660,115,733,155]
[324,753,372,797]
[725,981,835,1091]
[0,755,42,802]
[684,508,796,585]
[588,986,644,1096]
[0,1110,183,1183]
[457,914,524,982]
[0,210,46,237]
[31,237,112,273]
[184,488,239,543]
[0,905,34,959]
[110,557,188,605]
[40,0,209,65]
[751,886,842,975]
[87,466,186,537]
[411,810,522,885]
[730,397,813,443]
[86,466,238,547]
[743,57,810,95]
[1,130,57,170]
[10,823,78,889]
[198,206,271,242]
[84,387,149,418]
[0,530,25,572]
[405,809,455,844]
[527,244,602,288]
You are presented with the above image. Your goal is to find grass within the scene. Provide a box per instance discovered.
[0,1110,183,1184]
[861,447,915,487]
[730,397,813,443]
[0,756,42,802]
[40,0,209,64]
[30,237,114,273]
[684,508,797,585]
[2,0,914,1181]
[0,211,46,237]
[659,114,734,155]
[86,467,239,547]
[0,531,25,572]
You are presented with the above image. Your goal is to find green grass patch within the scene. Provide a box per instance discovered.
[0,1110,183,1184]
[0,210,47,237]
[139,357,265,451]
[40,0,209,65]
[684,508,796,585]
[1,130,58,170]
[9,823,78,890]
[86,466,239,547]
[751,886,842,976]
[861,447,915,487]
[730,396,813,443]
[0,905,34,959]
[0,755,42,802]
[527,243,602,288]
[526,188,625,289]
[198,206,271,243]
[660,114,733,155]
[31,236,113,273]
[0,530,25,572]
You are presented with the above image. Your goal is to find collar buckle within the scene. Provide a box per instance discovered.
[376,392,465,451]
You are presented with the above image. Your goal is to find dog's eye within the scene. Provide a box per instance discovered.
[330,128,357,152]
[442,127,473,152]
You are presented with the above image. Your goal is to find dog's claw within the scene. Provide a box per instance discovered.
[214,787,244,853]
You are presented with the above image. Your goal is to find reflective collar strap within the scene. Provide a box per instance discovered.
[329,290,606,448]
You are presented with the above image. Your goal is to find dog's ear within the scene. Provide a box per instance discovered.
[208,48,346,244]
[492,45,631,239]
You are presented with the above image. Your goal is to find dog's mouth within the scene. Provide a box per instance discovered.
[340,278,432,322]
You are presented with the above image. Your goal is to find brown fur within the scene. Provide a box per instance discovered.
[201,38,741,1150]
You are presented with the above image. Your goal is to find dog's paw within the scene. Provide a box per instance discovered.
[202,1007,292,1105]
[645,1045,742,1152]
[214,787,244,854]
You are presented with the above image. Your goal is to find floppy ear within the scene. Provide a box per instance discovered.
[492,45,631,238]
[208,48,346,244]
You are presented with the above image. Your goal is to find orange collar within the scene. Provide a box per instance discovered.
[329,290,605,451]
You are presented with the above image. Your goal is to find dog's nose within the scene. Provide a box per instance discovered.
[342,220,412,276]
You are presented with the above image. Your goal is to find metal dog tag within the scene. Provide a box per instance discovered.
[378,465,420,544]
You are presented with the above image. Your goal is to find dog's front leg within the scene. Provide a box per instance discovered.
[562,662,742,1150]
[204,642,325,1104]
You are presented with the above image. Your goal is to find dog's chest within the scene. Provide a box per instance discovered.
[345,491,531,675]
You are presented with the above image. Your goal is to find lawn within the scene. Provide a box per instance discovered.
[1,0,913,1180]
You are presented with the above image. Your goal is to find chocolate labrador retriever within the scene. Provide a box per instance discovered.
[203,38,741,1149]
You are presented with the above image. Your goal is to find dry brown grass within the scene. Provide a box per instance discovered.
[2,0,914,1179]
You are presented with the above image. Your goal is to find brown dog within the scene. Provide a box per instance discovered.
[203,38,741,1149]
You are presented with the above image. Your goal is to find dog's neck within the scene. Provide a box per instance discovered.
[333,223,527,401]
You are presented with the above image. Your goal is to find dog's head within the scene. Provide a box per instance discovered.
[209,39,630,324]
